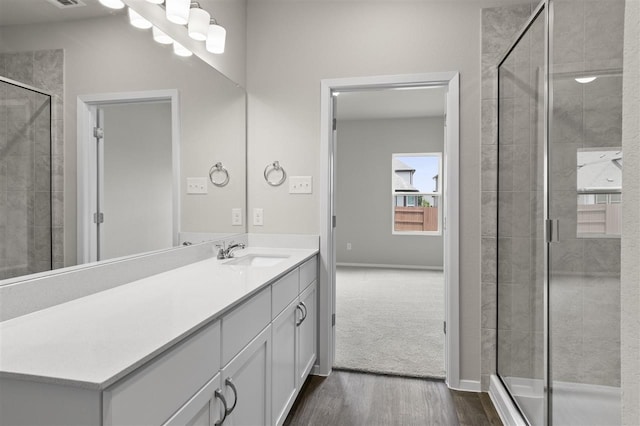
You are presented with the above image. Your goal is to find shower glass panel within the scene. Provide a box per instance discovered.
[497,7,546,426]
[0,78,53,279]
[548,0,624,424]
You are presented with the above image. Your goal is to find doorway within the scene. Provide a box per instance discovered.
[332,87,447,378]
[77,90,180,263]
[319,72,461,388]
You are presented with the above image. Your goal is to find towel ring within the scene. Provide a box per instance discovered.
[264,161,287,186]
[209,162,230,187]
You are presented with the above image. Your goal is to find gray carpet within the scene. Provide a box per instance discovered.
[334,266,445,379]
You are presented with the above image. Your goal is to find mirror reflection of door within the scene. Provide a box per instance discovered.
[95,101,173,261]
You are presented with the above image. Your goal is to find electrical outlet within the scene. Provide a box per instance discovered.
[253,208,264,226]
[187,177,207,194]
[231,208,242,226]
[289,176,313,194]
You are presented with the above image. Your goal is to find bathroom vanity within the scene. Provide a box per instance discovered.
[0,244,318,426]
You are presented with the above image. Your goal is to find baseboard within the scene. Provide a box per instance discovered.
[336,262,443,271]
[489,375,527,426]
[453,379,482,392]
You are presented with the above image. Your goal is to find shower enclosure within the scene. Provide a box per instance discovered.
[0,76,53,279]
[496,0,624,425]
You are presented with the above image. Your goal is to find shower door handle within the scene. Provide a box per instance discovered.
[546,219,560,243]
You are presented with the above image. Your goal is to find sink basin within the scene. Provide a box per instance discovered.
[223,254,289,267]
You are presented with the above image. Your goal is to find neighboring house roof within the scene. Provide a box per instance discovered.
[393,158,418,192]
[577,150,622,191]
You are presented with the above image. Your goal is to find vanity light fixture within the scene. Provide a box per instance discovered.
[98,0,125,9]
[206,18,226,54]
[575,76,597,84]
[128,8,153,29]
[188,3,210,41]
[173,41,193,57]
[165,0,190,25]
[146,0,164,4]
[152,26,173,44]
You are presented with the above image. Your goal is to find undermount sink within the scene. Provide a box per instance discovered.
[223,254,289,267]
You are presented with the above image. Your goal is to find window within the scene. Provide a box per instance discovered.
[392,153,442,235]
[577,148,622,237]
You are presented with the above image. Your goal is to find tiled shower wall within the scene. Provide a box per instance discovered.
[481,4,535,391]
[0,50,64,278]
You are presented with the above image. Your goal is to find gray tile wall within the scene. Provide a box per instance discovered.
[0,49,64,279]
[481,4,534,392]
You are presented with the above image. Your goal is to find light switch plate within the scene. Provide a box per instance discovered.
[253,208,264,226]
[289,176,312,194]
[231,208,242,226]
[187,177,208,194]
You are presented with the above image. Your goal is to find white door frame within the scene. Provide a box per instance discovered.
[77,89,180,264]
[318,72,461,389]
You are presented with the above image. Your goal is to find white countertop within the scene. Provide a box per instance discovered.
[0,247,317,390]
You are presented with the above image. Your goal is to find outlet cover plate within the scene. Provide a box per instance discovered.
[289,176,312,194]
[187,177,207,194]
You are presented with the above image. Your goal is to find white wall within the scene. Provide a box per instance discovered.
[247,0,497,383]
[336,117,444,268]
[621,0,640,422]
[0,14,246,266]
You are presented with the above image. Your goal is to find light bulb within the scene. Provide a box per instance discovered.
[188,7,211,41]
[99,0,125,9]
[165,0,190,25]
[173,42,193,57]
[575,76,597,84]
[206,22,226,54]
[128,8,152,29]
[152,26,173,44]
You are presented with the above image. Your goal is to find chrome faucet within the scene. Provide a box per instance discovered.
[217,242,246,259]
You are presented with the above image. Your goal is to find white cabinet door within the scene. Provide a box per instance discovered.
[271,300,299,426]
[221,325,272,426]
[163,373,226,426]
[297,282,317,388]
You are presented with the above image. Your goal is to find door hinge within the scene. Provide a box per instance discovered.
[93,212,104,224]
[93,127,104,139]
[332,118,337,131]
[332,313,336,326]
[546,219,559,243]
[332,215,336,228]
[443,321,446,335]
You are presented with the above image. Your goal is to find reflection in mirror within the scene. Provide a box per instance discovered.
[577,148,622,237]
[0,0,247,282]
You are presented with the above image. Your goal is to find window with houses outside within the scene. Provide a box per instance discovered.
[577,148,622,237]
[392,153,442,235]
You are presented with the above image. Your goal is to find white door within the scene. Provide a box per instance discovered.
[93,101,173,261]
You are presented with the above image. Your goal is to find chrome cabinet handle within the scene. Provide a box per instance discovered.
[296,304,304,326]
[214,389,228,426]
[300,301,308,323]
[225,378,238,415]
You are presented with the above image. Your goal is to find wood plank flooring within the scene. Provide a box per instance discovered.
[284,370,503,426]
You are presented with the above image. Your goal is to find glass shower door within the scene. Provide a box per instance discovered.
[0,77,52,279]
[497,7,546,426]
[548,0,624,424]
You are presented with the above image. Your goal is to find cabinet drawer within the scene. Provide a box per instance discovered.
[222,287,271,365]
[271,269,299,319]
[299,256,317,292]
[103,321,221,426]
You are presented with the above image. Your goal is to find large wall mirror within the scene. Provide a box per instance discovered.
[0,0,247,283]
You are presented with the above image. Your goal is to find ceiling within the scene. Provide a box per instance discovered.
[0,0,120,26]
[335,86,447,121]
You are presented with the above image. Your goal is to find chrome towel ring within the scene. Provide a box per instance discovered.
[209,162,230,187]
[264,161,287,186]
